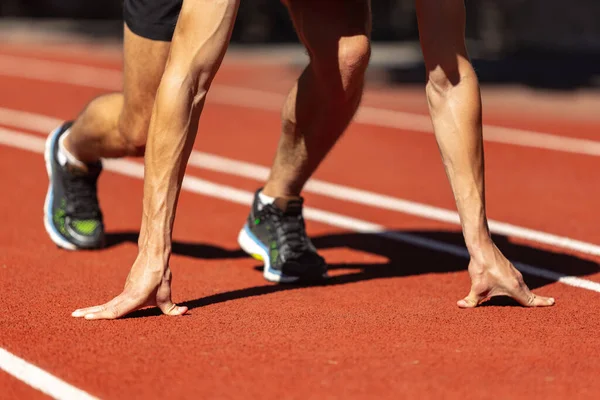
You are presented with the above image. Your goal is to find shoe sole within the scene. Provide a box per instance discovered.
[44,125,80,250]
[238,223,328,283]
[44,125,105,250]
[237,224,299,283]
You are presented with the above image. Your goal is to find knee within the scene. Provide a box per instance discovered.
[118,110,151,157]
[338,35,371,85]
[313,35,371,93]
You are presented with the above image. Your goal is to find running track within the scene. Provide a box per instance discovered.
[1,42,600,399]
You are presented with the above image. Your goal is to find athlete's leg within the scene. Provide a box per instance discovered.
[416,0,554,307]
[263,0,371,198]
[64,25,170,161]
[43,1,176,250]
[238,0,371,283]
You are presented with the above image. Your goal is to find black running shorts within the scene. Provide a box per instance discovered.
[123,0,183,42]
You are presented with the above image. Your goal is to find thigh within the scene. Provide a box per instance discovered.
[121,0,178,124]
[120,23,171,130]
[284,0,371,62]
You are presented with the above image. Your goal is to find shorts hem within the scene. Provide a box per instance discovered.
[124,18,176,42]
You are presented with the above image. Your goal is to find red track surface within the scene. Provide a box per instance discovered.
[1,43,600,399]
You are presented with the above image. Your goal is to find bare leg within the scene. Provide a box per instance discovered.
[235,0,371,284]
[262,0,371,198]
[43,24,171,251]
[64,24,170,163]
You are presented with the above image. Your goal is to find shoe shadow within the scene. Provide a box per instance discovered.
[119,229,599,319]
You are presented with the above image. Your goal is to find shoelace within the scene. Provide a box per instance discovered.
[64,172,101,220]
[263,205,310,260]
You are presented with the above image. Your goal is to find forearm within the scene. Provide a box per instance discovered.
[426,59,492,259]
[136,0,239,265]
[137,76,201,264]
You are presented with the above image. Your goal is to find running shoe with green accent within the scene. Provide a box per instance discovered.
[237,189,327,283]
[44,122,105,250]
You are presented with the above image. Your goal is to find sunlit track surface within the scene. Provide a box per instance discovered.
[1,42,599,400]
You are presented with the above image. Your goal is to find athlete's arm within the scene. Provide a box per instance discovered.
[415,0,554,307]
[72,0,240,320]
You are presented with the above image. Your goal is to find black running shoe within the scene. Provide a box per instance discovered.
[44,121,105,250]
[238,189,327,283]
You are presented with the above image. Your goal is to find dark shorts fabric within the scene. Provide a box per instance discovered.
[123,0,183,42]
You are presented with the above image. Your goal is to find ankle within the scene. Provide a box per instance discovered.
[61,128,99,167]
[258,190,275,206]
[59,131,87,169]
[261,183,301,199]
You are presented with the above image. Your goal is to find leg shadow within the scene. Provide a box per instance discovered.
[122,229,598,318]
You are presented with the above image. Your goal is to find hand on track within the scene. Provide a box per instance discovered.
[71,254,187,320]
[457,243,555,308]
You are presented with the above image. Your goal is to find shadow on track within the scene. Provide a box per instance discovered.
[104,229,599,318]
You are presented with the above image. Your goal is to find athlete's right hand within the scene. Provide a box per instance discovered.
[71,252,188,320]
[457,242,555,308]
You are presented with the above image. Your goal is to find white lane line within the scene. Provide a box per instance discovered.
[2,106,600,258]
[1,127,599,400]
[0,348,98,400]
[1,54,600,157]
[0,54,121,90]
[211,85,600,157]
[189,152,600,257]
[1,127,599,294]
[0,107,64,133]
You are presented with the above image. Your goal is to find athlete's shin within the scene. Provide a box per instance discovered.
[263,35,370,198]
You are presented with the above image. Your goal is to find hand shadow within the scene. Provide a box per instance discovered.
[115,229,598,318]
[310,231,599,307]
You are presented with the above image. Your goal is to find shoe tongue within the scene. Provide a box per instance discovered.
[64,163,89,176]
[64,161,100,177]
[273,197,303,216]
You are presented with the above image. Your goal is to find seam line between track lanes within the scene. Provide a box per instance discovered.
[2,106,600,258]
[1,126,600,295]
[1,53,600,157]
[0,348,98,400]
